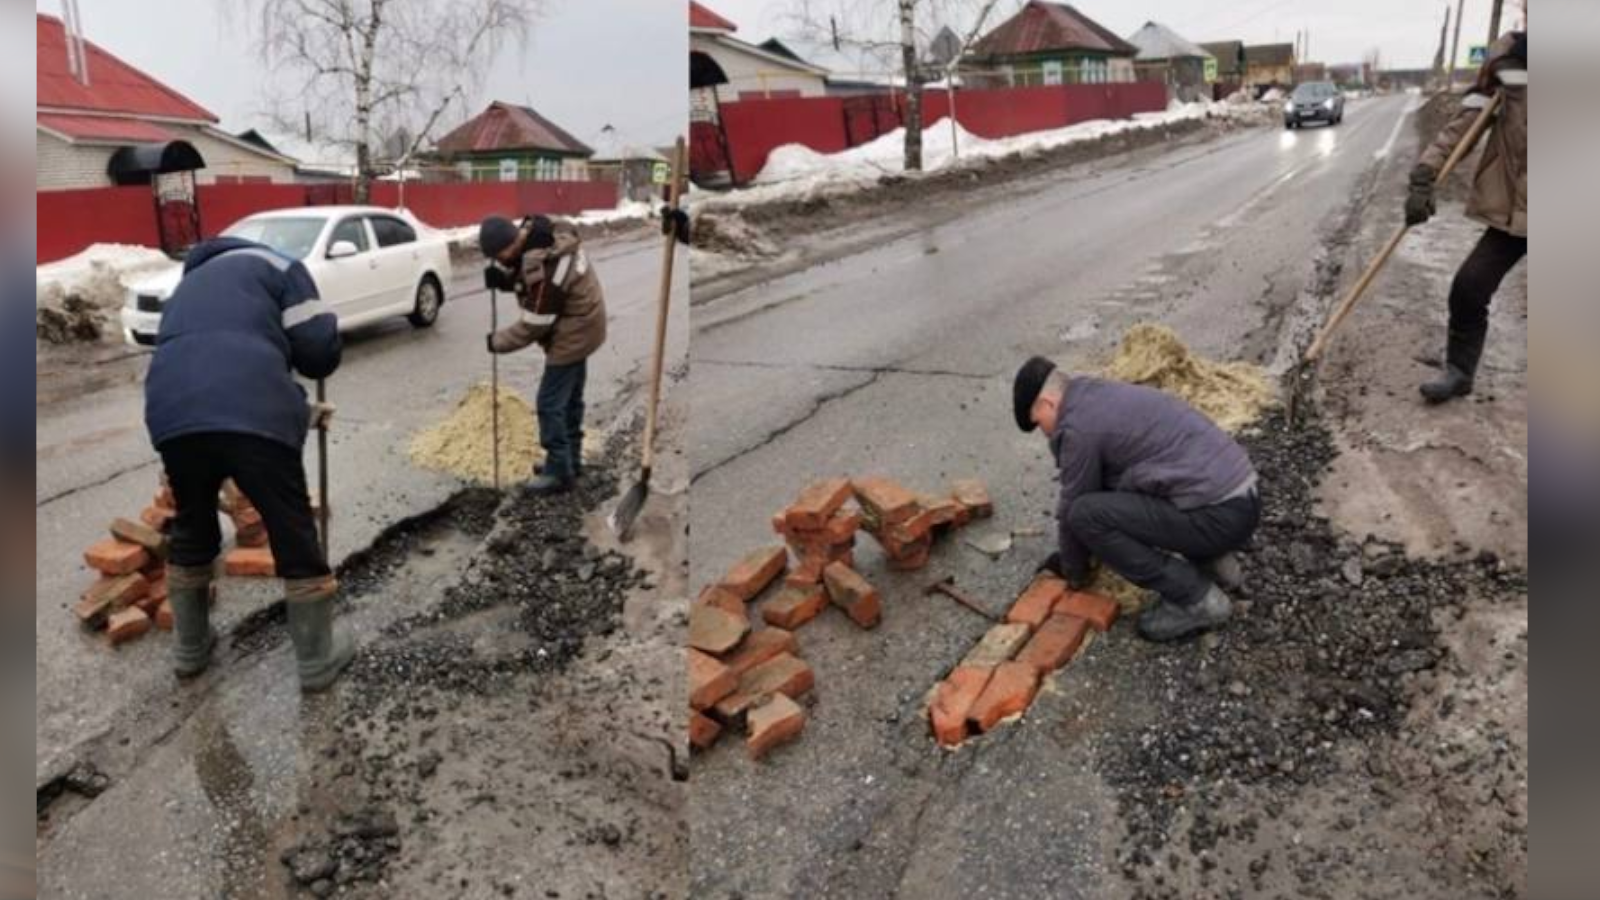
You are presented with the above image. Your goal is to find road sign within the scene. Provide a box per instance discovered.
[1203,57,1218,82]
[651,161,671,185]
[1468,45,1488,66]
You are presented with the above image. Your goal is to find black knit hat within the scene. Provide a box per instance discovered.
[1013,356,1058,432]
[523,214,555,250]
[478,216,520,258]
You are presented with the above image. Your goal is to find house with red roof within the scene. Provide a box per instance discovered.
[689,1,829,101]
[36,12,298,190]
[967,2,1138,87]
[429,101,595,182]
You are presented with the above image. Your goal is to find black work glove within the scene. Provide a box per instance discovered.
[1404,164,1436,227]
[1036,552,1064,578]
[660,205,690,245]
[1038,551,1092,589]
[483,263,517,292]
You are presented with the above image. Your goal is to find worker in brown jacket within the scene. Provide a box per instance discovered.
[479,215,608,493]
[1405,30,1526,403]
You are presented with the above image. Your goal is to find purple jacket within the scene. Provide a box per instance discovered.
[1052,377,1256,577]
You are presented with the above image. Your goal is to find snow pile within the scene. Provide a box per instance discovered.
[36,244,177,344]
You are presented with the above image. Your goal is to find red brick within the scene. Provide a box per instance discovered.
[107,607,152,646]
[223,547,276,577]
[689,603,750,654]
[786,543,856,586]
[690,710,722,751]
[134,576,167,616]
[1007,573,1067,629]
[718,627,798,677]
[232,506,263,528]
[746,693,805,760]
[110,517,168,558]
[762,585,828,629]
[951,479,994,518]
[785,478,853,530]
[221,479,251,514]
[930,666,993,747]
[1016,614,1090,673]
[74,573,151,629]
[713,653,814,722]
[718,546,788,601]
[968,662,1039,732]
[1056,590,1120,632]
[84,539,150,576]
[235,523,270,548]
[697,585,745,615]
[874,522,932,560]
[823,562,881,629]
[154,600,175,631]
[154,485,176,510]
[851,477,920,526]
[961,622,1033,669]
[885,537,933,571]
[139,505,176,533]
[689,649,738,710]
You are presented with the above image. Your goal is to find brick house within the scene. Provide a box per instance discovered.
[430,101,594,182]
[36,12,297,190]
[1244,43,1297,88]
[967,2,1138,88]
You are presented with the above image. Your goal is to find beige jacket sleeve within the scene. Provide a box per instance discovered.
[1419,33,1517,172]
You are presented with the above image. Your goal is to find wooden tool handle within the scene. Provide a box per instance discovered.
[315,378,330,560]
[640,136,687,473]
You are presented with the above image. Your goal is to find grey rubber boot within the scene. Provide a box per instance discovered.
[1420,329,1485,404]
[284,576,355,693]
[1137,585,1234,643]
[168,563,216,679]
[1201,553,1244,591]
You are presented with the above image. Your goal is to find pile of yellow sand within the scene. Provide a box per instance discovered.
[1102,323,1275,433]
[409,383,606,486]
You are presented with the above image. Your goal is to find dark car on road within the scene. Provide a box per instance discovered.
[1284,81,1345,129]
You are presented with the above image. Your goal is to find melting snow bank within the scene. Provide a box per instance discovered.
[437,200,657,248]
[717,99,1275,208]
[36,244,178,344]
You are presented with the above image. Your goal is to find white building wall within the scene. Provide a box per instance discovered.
[174,127,298,184]
[36,131,115,190]
[692,35,828,102]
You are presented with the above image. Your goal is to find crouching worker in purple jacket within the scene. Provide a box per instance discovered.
[1013,356,1261,642]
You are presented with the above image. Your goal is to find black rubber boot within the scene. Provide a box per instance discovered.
[1137,586,1234,643]
[285,576,355,693]
[169,563,216,679]
[1420,329,1485,404]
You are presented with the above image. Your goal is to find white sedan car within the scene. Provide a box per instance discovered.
[121,205,454,346]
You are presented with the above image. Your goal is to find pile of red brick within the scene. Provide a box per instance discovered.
[70,477,285,648]
[688,476,993,760]
[927,573,1119,748]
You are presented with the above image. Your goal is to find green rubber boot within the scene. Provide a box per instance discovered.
[285,576,356,693]
[168,564,216,679]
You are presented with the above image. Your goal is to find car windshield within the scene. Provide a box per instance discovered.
[222,217,326,260]
[1292,83,1333,101]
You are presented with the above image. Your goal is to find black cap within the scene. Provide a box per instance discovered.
[524,214,555,250]
[478,216,519,258]
[1013,356,1057,432]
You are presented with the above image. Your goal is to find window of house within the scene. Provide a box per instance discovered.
[1042,59,1063,86]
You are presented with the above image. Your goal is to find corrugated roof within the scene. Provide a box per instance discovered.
[37,113,179,143]
[1126,21,1214,62]
[690,2,737,33]
[36,13,217,122]
[434,102,594,157]
[971,2,1138,59]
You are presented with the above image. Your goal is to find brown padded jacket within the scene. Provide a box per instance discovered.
[1420,32,1526,237]
[488,220,607,366]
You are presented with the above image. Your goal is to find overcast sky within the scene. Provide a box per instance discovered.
[37,0,686,150]
[702,0,1517,70]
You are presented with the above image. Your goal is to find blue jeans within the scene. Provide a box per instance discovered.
[536,359,587,481]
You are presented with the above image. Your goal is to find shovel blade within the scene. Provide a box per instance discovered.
[608,472,651,540]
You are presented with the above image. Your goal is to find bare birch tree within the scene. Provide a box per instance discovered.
[233,0,544,200]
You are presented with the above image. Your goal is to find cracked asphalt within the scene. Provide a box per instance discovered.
[685,94,1475,898]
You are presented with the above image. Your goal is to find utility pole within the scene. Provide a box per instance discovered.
[1448,0,1466,87]
[1432,4,1450,90]
[1487,0,1505,45]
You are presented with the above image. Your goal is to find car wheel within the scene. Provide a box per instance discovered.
[408,275,443,328]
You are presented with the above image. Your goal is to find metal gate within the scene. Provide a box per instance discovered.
[841,94,902,148]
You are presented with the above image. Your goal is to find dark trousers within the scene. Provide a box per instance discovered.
[159,432,328,579]
[1447,227,1527,367]
[1066,491,1261,607]
[536,359,587,481]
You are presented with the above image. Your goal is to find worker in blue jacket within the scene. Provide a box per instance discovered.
[143,237,352,692]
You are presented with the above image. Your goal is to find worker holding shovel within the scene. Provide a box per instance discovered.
[479,214,608,494]
[143,237,353,692]
[1405,30,1526,404]
[1014,357,1261,643]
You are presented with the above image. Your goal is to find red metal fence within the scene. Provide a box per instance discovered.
[36,179,620,264]
[693,82,1169,185]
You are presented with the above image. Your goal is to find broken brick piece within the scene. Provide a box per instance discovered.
[689,603,750,654]
[1016,614,1091,674]
[968,661,1040,732]
[931,666,994,747]
[718,546,788,601]
[885,537,933,572]
[690,710,722,751]
[223,547,275,578]
[697,585,746,615]
[234,523,270,548]
[220,479,251,514]
[961,622,1032,669]
[1007,573,1067,629]
[823,562,881,629]
[110,517,168,558]
[718,627,798,677]
[140,505,177,533]
[154,600,175,631]
[689,649,738,711]
[920,495,968,532]
[74,573,151,629]
[950,479,994,518]
[107,607,152,646]
[762,585,828,630]
[713,653,814,722]
[787,545,856,587]
[785,478,853,530]
[746,693,805,760]
[84,538,150,576]
[154,485,176,510]
[851,477,920,526]
[1056,590,1120,632]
